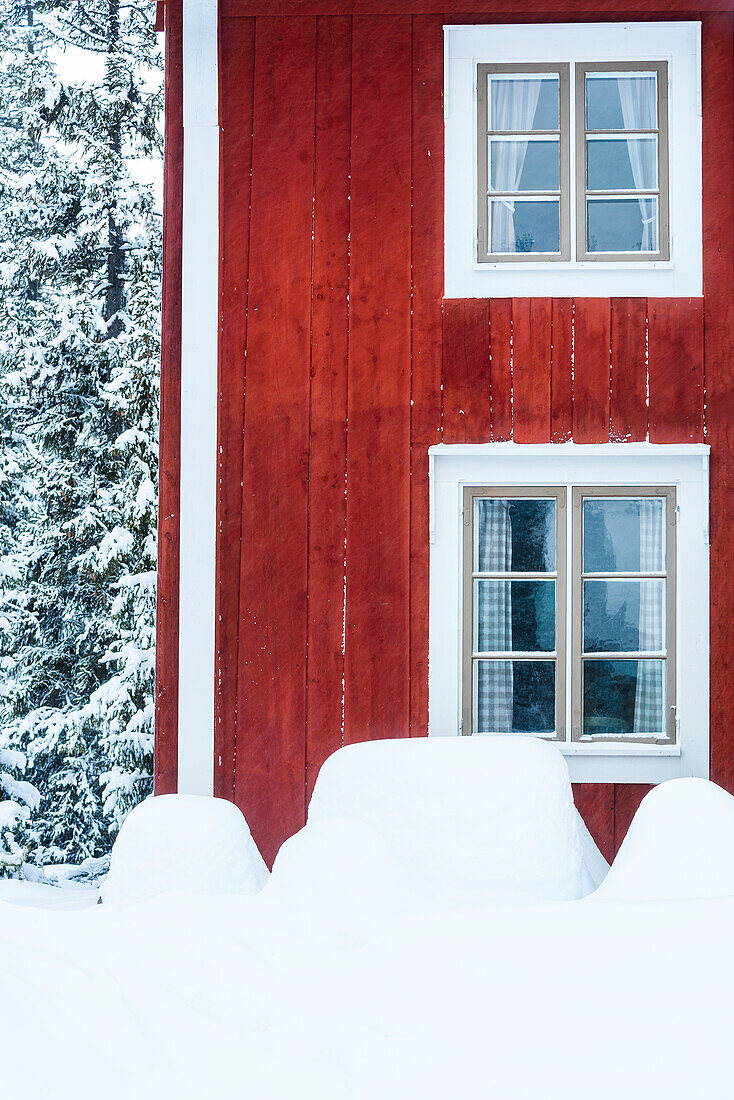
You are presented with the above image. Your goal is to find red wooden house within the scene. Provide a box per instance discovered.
[155,0,734,867]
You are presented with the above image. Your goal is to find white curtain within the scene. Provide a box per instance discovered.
[633,499,664,735]
[477,499,513,733]
[617,75,657,251]
[490,78,542,252]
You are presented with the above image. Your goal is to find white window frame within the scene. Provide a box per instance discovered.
[444,21,702,298]
[428,442,709,784]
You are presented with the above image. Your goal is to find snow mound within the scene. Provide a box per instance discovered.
[576,809,610,888]
[266,816,410,920]
[100,794,269,905]
[597,778,734,902]
[303,736,591,902]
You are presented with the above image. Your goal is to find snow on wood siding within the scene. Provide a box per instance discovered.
[157,8,734,867]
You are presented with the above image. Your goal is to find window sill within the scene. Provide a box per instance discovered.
[560,743,681,757]
[472,259,676,273]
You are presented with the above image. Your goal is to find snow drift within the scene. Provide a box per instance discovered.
[100,793,269,905]
[272,736,597,904]
[597,777,734,901]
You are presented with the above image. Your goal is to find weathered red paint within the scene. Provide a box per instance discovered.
[215,15,255,802]
[234,17,317,865]
[160,8,733,861]
[442,299,490,444]
[154,0,182,796]
[703,14,734,793]
[550,298,573,444]
[409,14,444,740]
[513,298,552,444]
[610,298,647,442]
[306,15,352,802]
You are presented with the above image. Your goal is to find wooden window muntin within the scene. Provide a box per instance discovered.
[477,63,571,262]
[571,485,677,744]
[461,484,677,746]
[575,61,670,261]
[462,485,567,739]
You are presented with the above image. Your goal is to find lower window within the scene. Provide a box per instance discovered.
[463,484,676,745]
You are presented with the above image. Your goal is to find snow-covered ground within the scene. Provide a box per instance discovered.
[2,739,733,1099]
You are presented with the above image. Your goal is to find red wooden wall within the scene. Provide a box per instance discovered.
[155,0,182,796]
[157,7,734,868]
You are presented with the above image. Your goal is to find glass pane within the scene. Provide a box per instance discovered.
[474,580,555,653]
[489,139,560,192]
[488,75,559,132]
[583,497,665,573]
[489,199,560,254]
[587,196,658,253]
[585,72,657,131]
[583,659,665,737]
[476,660,555,734]
[587,136,657,191]
[475,498,556,573]
[583,579,665,653]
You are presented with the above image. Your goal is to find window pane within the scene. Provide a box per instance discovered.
[474,580,555,653]
[489,139,560,192]
[489,199,560,253]
[583,497,665,573]
[586,136,657,191]
[475,498,556,573]
[476,660,555,734]
[488,75,559,132]
[585,72,657,131]
[583,579,665,653]
[587,197,658,253]
[583,659,665,737]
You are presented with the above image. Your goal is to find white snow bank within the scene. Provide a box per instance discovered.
[265,817,411,926]
[0,879,98,911]
[298,736,594,903]
[3,877,734,1099]
[100,794,269,905]
[575,808,610,887]
[597,777,734,902]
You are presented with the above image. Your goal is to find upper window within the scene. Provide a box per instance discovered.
[478,65,570,261]
[444,22,701,297]
[477,61,669,263]
[577,63,668,262]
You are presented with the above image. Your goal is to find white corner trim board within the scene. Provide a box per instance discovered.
[428,443,710,784]
[444,21,703,298]
[178,0,219,796]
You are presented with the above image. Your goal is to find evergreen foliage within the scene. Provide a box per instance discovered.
[0,0,162,872]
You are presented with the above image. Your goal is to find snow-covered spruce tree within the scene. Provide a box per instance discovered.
[0,0,162,868]
[0,0,60,870]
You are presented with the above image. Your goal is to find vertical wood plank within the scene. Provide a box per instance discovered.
[613,784,652,855]
[550,298,573,443]
[410,14,444,738]
[236,16,317,864]
[512,298,552,443]
[343,15,412,745]
[305,16,352,802]
[489,298,513,441]
[573,298,611,443]
[648,298,705,443]
[610,297,648,442]
[572,784,615,867]
[214,15,255,802]
[442,299,491,443]
[702,13,734,792]
[155,0,183,795]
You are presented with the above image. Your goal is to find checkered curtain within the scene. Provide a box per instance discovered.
[477,499,513,733]
[633,498,664,735]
